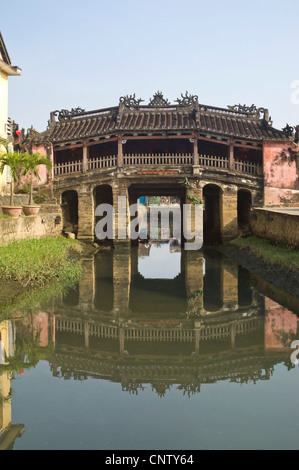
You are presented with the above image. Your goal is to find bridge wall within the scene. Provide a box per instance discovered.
[53,168,263,245]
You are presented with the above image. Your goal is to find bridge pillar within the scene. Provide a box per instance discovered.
[184,250,204,316]
[78,256,95,312]
[221,185,238,242]
[221,257,239,311]
[113,244,131,315]
[112,181,131,242]
[184,186,203,250]
[77,186,95,242]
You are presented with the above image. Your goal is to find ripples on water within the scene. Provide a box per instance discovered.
[0,242,299,450]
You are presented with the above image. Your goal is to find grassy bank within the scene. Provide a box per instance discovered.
[229,236,299,272]
[0,237,83,287]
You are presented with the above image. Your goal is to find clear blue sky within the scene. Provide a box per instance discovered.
[2,0,299,132]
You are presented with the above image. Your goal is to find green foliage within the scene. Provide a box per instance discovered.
[0,141,52,206]
[230,236,299,271]
[0,237,83,287]
[21,152,52,205]
[181,177,191,187]
[15,183,31,195]
[148,196,161,205]
[186,194,203,205]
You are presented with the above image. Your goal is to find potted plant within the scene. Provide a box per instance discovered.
[0,138,23,217]
[21,152,52,216]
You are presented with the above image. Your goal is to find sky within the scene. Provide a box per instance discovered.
[1,0,299,132]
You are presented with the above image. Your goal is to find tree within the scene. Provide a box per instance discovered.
[0,147,23,206]
[21,152,52,205]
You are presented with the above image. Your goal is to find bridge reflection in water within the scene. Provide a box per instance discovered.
[43,244,298,391]
[1,243,299,448]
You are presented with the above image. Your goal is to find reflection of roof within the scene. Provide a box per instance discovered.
[26,91,288,145]
[48,347,289,397]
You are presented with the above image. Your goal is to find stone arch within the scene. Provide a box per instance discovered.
[93,184,114,243]
[237,189,252,232]
[61,190,79,235]
[203,183,223,244]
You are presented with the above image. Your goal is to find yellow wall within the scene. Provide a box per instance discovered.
[0,70,8,194]
[0,321,12,433]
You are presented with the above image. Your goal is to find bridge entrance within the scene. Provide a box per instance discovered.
[238,189,252,233]
[203,184,222,245]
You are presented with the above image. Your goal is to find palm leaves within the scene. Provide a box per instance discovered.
[21,152,52,205]
[0,149,23,206]
[0,138,52,206]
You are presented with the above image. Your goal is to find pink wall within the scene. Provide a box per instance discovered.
[263,141,299,206]
[264,297,298,352]
[19,144,53,187]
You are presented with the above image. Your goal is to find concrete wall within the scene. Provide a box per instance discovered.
[250,208,299,248]
[0,204,63,246]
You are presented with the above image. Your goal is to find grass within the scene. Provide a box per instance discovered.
[0,214,12,219]
[229,236,299,272]
[0,237,83,287]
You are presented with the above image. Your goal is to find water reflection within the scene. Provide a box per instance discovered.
[1,242,299,449]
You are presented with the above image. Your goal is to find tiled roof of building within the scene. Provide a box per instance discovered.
[0,31,11,65]
[26,92,296,145]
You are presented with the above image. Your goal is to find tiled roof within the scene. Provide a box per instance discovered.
[0,31,11,65]
[25,92,290,145]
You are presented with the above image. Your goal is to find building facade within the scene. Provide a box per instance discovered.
[0,32,21,195]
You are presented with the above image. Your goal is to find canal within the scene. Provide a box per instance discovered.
[1,242,299,450]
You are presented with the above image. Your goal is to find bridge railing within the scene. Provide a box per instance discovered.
[234,159,263,176]
[54,160,82,176]
[88,155,117,171]
[123,153,193,166]
[199,154,229,169]
[53,153,263,177]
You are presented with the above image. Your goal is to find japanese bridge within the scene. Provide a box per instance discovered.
[22,91,299,244]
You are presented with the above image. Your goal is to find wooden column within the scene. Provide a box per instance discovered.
[229,138,234,171]
[82,143,88,173]
[118,133,123,167]
[193,130,199,165]
[48,144,54,182]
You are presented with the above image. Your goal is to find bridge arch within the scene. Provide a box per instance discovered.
[61,190,79,235]
[203,183,223,244]
[237,188,252,232]
[94,184,113,242]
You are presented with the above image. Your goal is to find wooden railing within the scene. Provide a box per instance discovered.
[88,155,117,171]
[54,160,82,176]
[234,159,262,176]
[199,154,229,169]
[53,153,263,177]
[123,153,193,166]
[55,317,264,342]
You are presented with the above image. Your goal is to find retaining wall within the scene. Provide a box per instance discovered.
[250,208,299,249]
[0,204,63,246]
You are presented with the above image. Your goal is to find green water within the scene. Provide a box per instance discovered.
[1,242,299,450]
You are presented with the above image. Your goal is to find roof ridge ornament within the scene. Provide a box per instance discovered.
[227,103,271,122]
[119,94,144,109]
[282,124,295,139]
[51,107,86,122]
[227,103,258,115]
[175,91,199,108]
[148,91,170,106]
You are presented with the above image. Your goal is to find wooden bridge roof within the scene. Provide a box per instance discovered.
[26,91,292,145]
